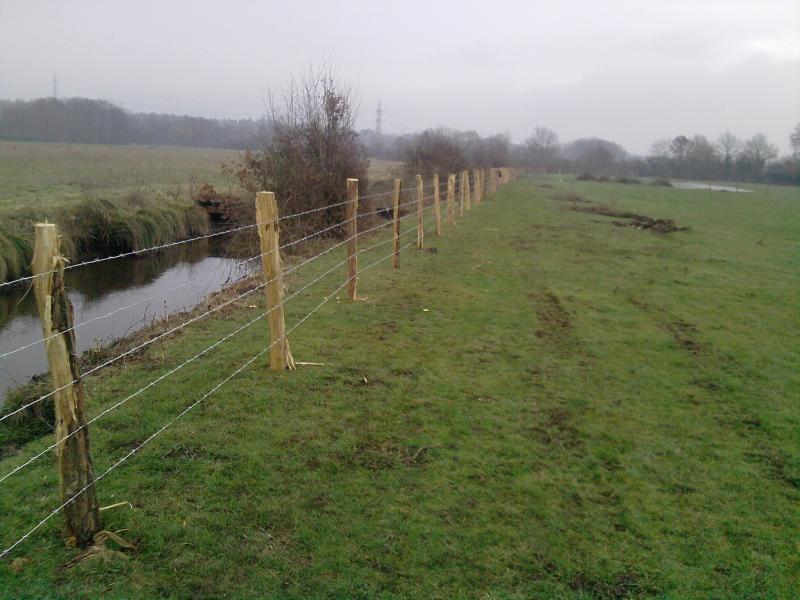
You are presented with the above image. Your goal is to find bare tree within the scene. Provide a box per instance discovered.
[687,135,719,179]
[717,131,741,177]
[736,133,778,181]
[790,123,800,159]
[403,128,466,180]
[646,138,672,176]
[235,65,368,239]
[525,126,560,170]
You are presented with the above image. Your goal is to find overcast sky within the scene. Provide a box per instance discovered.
[1,0,798,154]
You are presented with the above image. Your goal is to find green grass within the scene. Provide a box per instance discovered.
[1,176,798,598]
[0,142,236,283]
[0,141,237,213]
[0,142,406,283]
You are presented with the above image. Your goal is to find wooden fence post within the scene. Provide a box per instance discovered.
[447,174,455,225]
[32,223,101,547]
[465,170,472,211]
[255,191,295,370]
[474,169,481,204]
[416,175,424,250]
[459,171,466,217]
[433,173,442,236]
[346,179,359,299]
[392,178,401,269]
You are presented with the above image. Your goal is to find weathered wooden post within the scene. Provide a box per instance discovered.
[433,173,442,235]
[255,191,295,370]
[416,174,424,250]
[474,169,481,204]
[392,178,401,269]
[447,174,455,225]
[346,178,359,299]
[32,223,101,547]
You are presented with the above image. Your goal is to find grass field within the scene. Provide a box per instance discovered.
[0,141,403,283]
[0,141,237,214]
[0,175,798,598]
[0,141,402,214]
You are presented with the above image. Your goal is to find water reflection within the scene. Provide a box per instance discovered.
[0,241,248,405]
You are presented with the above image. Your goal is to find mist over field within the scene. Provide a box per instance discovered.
[1,2,799,598]
[1,0,798,153]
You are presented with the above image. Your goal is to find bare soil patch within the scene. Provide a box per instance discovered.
[665,320,702,355]
[554,192,591,203]
[534,291,572,333]
[570,204,687,233]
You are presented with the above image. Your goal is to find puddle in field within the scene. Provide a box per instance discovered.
[672,181,752,193]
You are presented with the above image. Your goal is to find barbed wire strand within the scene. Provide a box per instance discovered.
[0,197,436,418]
[0,219,427,481]
[0,183,439,290]
[0,223,260,291]
[0,232,424,560]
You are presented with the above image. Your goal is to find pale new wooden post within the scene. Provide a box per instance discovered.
[446,174,455,225]
[433,173,442,236]
[392,178,401,269]
[32,223,101,547]
[465,170,472,211]
[459,171,466,217]
[346,179,359,299]
[416,174,424,250]
[255,192,295,371]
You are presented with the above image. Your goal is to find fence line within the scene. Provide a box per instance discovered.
[0,211,426,477]
[0,168,517,558]
[0,221,433,561]
[0,200,424,362]
[0,182,431,291]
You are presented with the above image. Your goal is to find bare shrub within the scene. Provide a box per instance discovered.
[403,129,467,180]
[231,65,369,246]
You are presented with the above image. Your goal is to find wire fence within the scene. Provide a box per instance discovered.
[0,167,517,560]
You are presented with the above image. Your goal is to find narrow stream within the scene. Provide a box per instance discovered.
[0,241,248,407]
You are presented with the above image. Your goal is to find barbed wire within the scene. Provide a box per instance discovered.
[0,229,426,560]
[0,223,260,291]
[0,216,426,480]
[0,181,445,290]
[0,198,432,363]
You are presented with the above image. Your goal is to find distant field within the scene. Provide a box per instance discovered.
[0,141,238,215]
[0,141,404,216]
[0,142,404,283]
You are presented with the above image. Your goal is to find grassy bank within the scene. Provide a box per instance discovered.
[0,195,210,284]
[0,142,236,284]
[1,175,798,598]
[0,142,405,283]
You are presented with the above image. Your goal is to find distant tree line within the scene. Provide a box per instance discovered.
[516,124,800,186]
[645,130,799,185]
[0,97,264,148]
[360,128,519,178]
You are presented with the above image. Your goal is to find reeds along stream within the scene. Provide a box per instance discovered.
[0,239,247,408]
[0,193,211,285]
